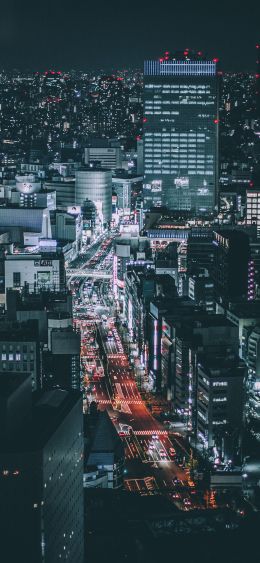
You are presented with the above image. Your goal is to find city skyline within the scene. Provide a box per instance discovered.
[1,6,260,561]
[1,0,260,71]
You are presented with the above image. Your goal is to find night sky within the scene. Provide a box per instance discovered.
[1,0,259,71]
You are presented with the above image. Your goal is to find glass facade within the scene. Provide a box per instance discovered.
[75,168,112,226]
[143,57,218,213]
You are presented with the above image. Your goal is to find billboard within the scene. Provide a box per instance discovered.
[67,205,81,215]
[37,271,51,285]
[174,177,189,189]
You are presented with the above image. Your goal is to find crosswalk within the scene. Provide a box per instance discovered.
[134,429,168,436]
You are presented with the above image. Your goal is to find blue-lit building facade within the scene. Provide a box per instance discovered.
[143,51,219,214]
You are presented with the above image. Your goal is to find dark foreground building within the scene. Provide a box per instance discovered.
[0,373,84,563]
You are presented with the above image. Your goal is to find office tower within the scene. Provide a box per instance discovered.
[247,326,260,380]
[75,166,112,228]
[97,75,129,137]
[148,296,195,392]
[213,230,250,303]
[43,314,81,390]
[246,188,260,236]
[45,180,76,207]
[0,375,84,562]
[0,320,41,390]
[137,138,144,175]
[187,233,214,274]
[112,172,142,212]
[196,354,245,462]
[124,267,156,364]
[188,268,214,312]
[143,50,219,213]
[84,139,122,170]
[175,317,239,428]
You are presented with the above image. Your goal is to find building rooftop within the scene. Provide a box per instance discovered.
[0,371,29,397]
[86,409,124,466]
[228,302,260,318]
[0,319,39,341]
[0,386,82,451]
[198,355,246,379]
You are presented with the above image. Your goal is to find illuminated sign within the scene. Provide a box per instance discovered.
[151,180,162,192]
[37,271,51,284]
[67,205,81,215]
[197,187,209,195]
[34,260,53,267]
[174,177,189,189]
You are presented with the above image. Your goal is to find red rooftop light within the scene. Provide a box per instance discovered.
[214,119,219,124]
[143,118,147,123]
[213,58,219,63]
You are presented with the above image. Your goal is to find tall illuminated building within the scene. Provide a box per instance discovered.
[143,50,219,214]
[97,75,129,137]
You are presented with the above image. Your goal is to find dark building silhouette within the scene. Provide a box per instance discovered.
[213,230,250,303]
[0,374,84,563]
[84,407,125,489]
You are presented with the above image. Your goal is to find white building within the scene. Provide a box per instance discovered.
[84,143,122,170]
[5,252,66,295]
[0,207,52,246]
[246,189,260,236]
[75,167,112,227]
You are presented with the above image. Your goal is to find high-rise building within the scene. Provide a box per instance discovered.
[213,230,250,304]
[0,376,84,562]
[84,139,122,170]
[0,319,41,390]
[143,50,219,214]
[196,354,245,462]
[97,76,129,137]
[45,180,76,207]
[246,189,260,236]
[75,166,112,228]
[43,314,81,390]
[112,172,142,212]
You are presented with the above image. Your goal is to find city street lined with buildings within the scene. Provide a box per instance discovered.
[69,238,202,510]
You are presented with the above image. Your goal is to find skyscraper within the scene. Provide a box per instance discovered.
[0,376,84,562]
[213,230,250,304]
[143,50,219,214]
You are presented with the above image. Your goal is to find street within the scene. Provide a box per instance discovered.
[69,235,211,510]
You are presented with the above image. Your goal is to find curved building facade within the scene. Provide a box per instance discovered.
[75,167,112,227]
[15,174,41,194]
